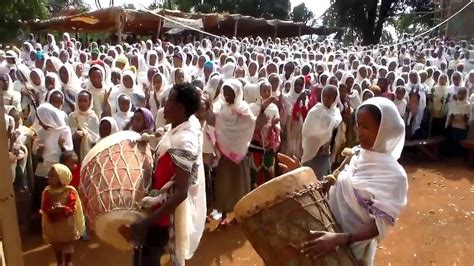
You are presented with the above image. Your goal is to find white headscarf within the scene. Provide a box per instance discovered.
[60,64,82,98]
[302,85,342,163]
[70,89,99,143]
[99,116,119,140]
[215,79,256,163]
[113,93,133,131]
[243,83,259,104]
[149,72,169,115]
[45,72,62,91]
[221,62,236,79]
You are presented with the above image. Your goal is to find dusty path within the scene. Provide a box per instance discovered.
[22,159,473,266]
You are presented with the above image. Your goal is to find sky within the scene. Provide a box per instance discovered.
[84,0,331,18]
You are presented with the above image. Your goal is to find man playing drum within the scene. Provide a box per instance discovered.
[122,82,206,266]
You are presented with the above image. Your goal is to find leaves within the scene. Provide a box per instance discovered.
[290,3,314,25]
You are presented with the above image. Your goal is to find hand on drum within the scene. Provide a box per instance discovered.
[119,218,152,246]
[277,153,302,174]
[300,231,348,260]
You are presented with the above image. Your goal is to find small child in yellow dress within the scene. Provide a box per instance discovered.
[41,164,85,266]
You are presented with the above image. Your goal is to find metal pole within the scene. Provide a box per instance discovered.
[0,98,24,266]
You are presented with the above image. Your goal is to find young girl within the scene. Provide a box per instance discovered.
[98,117,119,141]
[113,94,133,131]
[33,103,74,213]
[69,90,99,161]
[129,108,155,134]
[114,69,143,108]
[41,164,85,266]
[394,86,408,118]
[86,64,111,118]
[1,73,22,112]
[446,87,470,154]
[431,73,450,136]
[302,85,341,180]
[300,97,408,266]
[148,72,168,116]
[249,80,281,188]
[283,75,307,158]
[212,79,256,226]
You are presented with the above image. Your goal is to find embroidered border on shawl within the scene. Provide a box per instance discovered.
[353,189,396,225]
[168,147,198,185]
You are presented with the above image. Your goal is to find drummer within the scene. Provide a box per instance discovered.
[297,97,408,265]
[125,82,206,266]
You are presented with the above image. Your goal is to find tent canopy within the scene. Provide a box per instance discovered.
[27,7,342,38]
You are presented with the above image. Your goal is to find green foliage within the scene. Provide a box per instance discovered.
[323,0,438,45]
[47,0,90,16]
[0,0,49,43]
[123,3,136,10]
[291,3,314,25]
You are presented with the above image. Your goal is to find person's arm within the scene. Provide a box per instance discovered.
[130,165,190,244]
[300,220,379,260]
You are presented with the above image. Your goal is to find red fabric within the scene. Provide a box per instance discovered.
[292,101,309,121]
[152,152,175,226]
[70,164,81,189]
[42,189,76,223]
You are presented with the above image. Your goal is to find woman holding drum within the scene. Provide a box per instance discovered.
[122,82,206,266]
[262,97,408,266]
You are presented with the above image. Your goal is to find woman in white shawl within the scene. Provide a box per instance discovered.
[113,69,143,109]
[130,54,149,86]
[12,64,32,111]
[69,90,99,161]
[406,70,427,135]
[125,83,205,266]
[1,73,22,112]
[283,75,306,158]
[246,61,259,84]
[148,72,169,116]
[98,116,119,141]
[86,64,112,118]
[146,50,158,68]
[221,61,236,79]
[44,34,59,55]
[302,85,342,180]
[212,79,256,225]
[33,102,74,211]
[113,93,133,131]
[431,73,450,136]
[59,64,82,114]
[300,97,408,266]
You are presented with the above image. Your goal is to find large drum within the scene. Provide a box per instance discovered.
[79,131,153,251]
[234,167,357,266]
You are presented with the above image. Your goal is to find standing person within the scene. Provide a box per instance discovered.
[249,80,281,188]
[212,79,256,226]
[123,82,206,266]
[446,87,470,155]
[299,97,408,266]
[33,103,74,213]
[41,164,85,266]
[283,75,307,158]
[302,85,342,180]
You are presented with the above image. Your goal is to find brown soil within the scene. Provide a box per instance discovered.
[21,159,473,266]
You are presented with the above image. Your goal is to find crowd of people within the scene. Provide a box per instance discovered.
[1,31,474,266]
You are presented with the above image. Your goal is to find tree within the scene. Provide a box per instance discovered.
[0,0,49,43]
[324,0,438,45]
[47,0,90,16]
[123,3,136,10]
[291,3,314,25]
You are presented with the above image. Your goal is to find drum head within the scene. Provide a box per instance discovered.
[95,210,146,251]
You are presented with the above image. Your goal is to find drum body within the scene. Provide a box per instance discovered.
[79,131,153,251]
[234,167,357,266]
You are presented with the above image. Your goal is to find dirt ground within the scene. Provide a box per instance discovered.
[21,158,473,266]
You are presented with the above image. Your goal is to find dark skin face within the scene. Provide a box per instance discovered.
[359,67,367,78]
[30,72,41,86]
[90,69,102,88]
[59,66,69,84]
[0,79,8,91]
[234,68,245,78]
[152,75,163,92]
[111,72,121,85]
[249,63,257,76]
[173,57,183,68]
[267,64,277,75]
[175,70,185,85]
[77,92,91,112]
[99,120,112,138]
[49,91,64,109]
[223,86,236,105]
[147,68,158,83]
[131,111,146,133]
[47,168,62,188]
[322,88,337,109]
[396,88,405,100]
[45,76,56,90]
[294,78,304,94]
[163,89,186,127]
[260,83,272,101]
[356,108,380,150]
[46,59,56,73]
[131,56,139,69]
[346,77,354,90]
[116,61,126,70]
[269,75,280,92]
[59,51,68,63]
[149,54,157,66]
[123,75,134,89]
[35,59,44,69]
[118,95,131,112]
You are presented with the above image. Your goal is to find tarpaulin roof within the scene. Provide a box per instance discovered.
[27,7,342,38]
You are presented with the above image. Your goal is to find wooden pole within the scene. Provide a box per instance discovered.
[274,24,278,39]
[0,99,24,266]
[234,19,239,38]
[116,9,123,45]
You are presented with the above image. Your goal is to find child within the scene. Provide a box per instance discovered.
[283,75,307,158]
[98,117,119,141]
[41,164,85,266]
[446,87,470,154]
[113,94,133,131]
[69,90,99,161]
[33,103,74,213]
[129,107,155,134]
[59,151,80,189]
[394,86,407,118]
[249,80,281,188]
[302,85,341,180]
[431,73,450,136]
[362,89,375,102]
